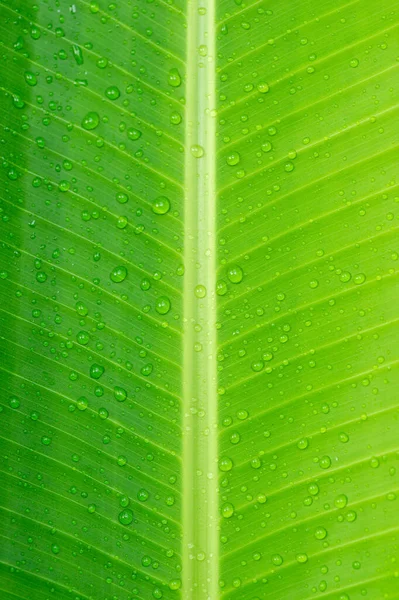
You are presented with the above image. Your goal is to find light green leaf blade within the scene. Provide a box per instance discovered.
[0,0,398,599]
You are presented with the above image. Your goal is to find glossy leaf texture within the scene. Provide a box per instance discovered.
[0,0,398,599]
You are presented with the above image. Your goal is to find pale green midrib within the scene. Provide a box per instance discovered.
[182,0,218,598]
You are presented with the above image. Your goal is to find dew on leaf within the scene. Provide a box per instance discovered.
[127,127,142,140]
[168,68,182,87]
[251,457,262,469]
[138,489,149,502]
[219,456,233,472]
[118,509,133,525]
[110,266,127,283]
[226,152,240,166]
[82,111,100,130]
[116,192,129,204]
[152,196,170,215]
[119,495,130,508]
[170,111,182,125]
[155,296,171,315]
[334,494,348,508]
[221,503,234,518]
[105,85,120,100]
[216,280,228,295]
[169,579,181,590]
[261,141,272,153]
[251,360,264,372]
[227,265,243,284]
[25,71,37,86]
[297,438,309,450]
[77,396,88,411]
[36,271,47,283]
[319,455,331,469]
[191,144,204,158]
[141,363,153,376]
[257,82,270,93]
[194,284,207,298]
[114,386,127,402]
[296,553,308,564]
[315,526,327,540]
[90,364,104,379]
[354,273,366,285]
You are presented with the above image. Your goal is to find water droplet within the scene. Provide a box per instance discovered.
[319,455,331,469]
[25,71,37,86]
[191,144,204,158]
[226,152,240,166]
[116,192,129,204]
[137,489,149,502]
[152,196,170,215]
[296,553,308,564]
[90,364,104,379]
[194,284,207,298]
[169,579,181,590]
[261,141,272,153]
[36,271,47,283]
[110,266,127,283]
[82,111,100,130]
[334,494,348,508]
[227,265,243,284]
[297,438,309,450]
[168,68,182,87]
[155,297,171,315]
[251,360,264,372]
[51,544,60,555]
[250,457,262,469]
[216,280,228,295]
[339,271,351,283]
[141,363,153,376]
[354,273,366,285]
[118,509,133,525]
[271,554,283,566]
[77,396,88,411]
[346,510,357,522]
[230,432,240,444]
[105,85,120,100]
[114,386,127,402]
[127,127,141,140]
[221,502,234,518]
[257,82,270,93]
[219,456,233,472]
[170,111,182,125]
[120,495,130,508]
[315,526,327,540]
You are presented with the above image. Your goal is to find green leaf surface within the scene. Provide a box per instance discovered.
[1,0,398,599]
